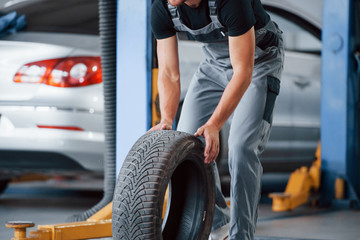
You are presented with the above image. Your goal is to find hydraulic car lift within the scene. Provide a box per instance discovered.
[319,0,360,208]
[270,0,360,211]
[269,144,321,211]
[6,0,360,239]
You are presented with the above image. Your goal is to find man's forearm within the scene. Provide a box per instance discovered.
[207,71,252,130]
[158,74,181,125]
[155,36,180,127]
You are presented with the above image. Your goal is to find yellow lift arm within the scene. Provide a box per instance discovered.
[269,143,321,211]
[6,191,171,240]
[6,203,113,240]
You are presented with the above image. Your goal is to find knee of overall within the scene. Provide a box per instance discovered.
[227,137,262,173]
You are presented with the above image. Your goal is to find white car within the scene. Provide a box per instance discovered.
[0,0,104,187]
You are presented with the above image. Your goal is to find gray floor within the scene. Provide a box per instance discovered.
[1,177,359,240]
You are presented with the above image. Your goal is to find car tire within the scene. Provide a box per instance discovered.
[112,130,215,240]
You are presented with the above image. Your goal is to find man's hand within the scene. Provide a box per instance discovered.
[148,121,172,132]
[194,122,220,164]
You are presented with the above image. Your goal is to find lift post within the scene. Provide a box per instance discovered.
[320,0,360,207]
[116,0,153,174]
[270,0,360,212]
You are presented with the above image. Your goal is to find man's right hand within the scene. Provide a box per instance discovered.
[148,121,173,132]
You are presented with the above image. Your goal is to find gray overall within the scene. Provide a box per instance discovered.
[168,1,284,239]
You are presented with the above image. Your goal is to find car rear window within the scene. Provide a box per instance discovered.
[0,0,99,35]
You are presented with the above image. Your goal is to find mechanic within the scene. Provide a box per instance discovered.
[150,0,284,239]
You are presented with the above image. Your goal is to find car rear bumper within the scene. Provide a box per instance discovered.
[0,127,104,172]
[0,108,105,172]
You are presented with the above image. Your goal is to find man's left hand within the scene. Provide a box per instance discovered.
[194,123,220,164]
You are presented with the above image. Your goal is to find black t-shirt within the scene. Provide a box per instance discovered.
[151,0,270,40]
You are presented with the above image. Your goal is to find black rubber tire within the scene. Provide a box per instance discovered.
[112,130,215,240]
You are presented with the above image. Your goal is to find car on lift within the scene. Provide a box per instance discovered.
[0,0,322,194]
[0,0,104,192]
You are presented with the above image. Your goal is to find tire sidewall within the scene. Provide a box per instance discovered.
[157,132,215,240]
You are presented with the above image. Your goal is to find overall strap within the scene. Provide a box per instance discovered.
[167,2,181,27]
[167,2,178,19]
[167,0,219,24]
[208,0,219,22]
[208,0,217,16]
[166,0,226,42]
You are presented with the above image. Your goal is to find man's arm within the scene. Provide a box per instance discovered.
[195,27,255,163]
[149,35,180,131]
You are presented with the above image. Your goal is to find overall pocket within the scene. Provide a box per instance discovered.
[263,76,280,123]
[257,30,279,51]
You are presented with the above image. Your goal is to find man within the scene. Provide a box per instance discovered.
[150,0,284,239]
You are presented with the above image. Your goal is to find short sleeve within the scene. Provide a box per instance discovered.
[151,0,176,39]
[218,0,256,37]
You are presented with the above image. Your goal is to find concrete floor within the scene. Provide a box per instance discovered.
[1,177,359,240]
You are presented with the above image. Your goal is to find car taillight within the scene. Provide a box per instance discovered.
[37,125,84,131]
[13,57,102,87]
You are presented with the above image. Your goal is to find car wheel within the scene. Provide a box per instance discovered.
[112,130,215,240]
